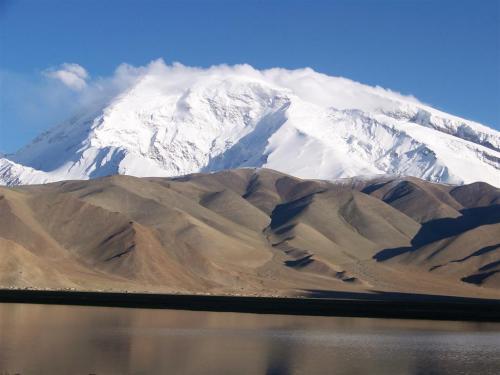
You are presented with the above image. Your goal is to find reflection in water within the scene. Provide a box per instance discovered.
[0,303,499,374]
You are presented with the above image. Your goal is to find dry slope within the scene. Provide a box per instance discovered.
[0,169,499,298]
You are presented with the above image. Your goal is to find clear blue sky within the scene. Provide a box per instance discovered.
[1,0,499,152]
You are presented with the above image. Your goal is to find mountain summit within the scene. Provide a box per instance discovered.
[1,61,499,186]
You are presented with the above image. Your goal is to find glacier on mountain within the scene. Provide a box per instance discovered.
[1,60,499,186]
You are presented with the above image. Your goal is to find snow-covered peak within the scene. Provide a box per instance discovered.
[0,158,51,186]
[2,61,499,187]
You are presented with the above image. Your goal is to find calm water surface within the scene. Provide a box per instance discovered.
[0,303,499,374]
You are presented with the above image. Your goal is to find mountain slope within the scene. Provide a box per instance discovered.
[1,168,499,298]
[1,62,499,186]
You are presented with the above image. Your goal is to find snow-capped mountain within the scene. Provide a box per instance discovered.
[1,61,499,186]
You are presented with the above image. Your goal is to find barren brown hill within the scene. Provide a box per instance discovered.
[1,169,499,298]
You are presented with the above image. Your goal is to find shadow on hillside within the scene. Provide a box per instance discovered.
[373,205,500,261]
[270,193,316,229]
[462,270,500,285]
[430,243,500,272]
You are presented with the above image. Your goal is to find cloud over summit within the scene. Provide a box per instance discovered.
[44,63,89,90]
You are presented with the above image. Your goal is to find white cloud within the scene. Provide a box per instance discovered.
[38,59,423,113]
[44,63,89,91]
[90,59,422,113]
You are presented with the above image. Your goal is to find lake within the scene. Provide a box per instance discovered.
[1,303,499,374]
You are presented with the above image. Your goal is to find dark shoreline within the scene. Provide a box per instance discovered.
[1,289,500,322]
